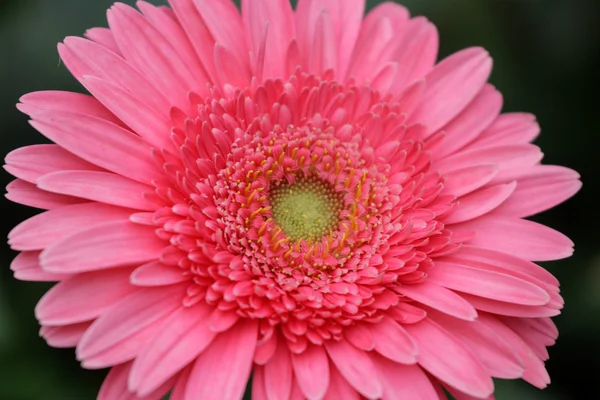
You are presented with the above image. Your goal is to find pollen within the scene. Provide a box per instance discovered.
[269,176,344,241]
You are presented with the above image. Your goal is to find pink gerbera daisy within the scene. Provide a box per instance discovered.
[5,1,581,399]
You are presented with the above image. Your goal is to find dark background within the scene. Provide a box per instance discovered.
[0,0,598,399]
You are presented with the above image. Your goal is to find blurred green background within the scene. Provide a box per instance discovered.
[0,0,598,399]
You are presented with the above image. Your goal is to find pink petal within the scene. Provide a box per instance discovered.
[243,0,295,79]
[431,84,503,159]
[369,316,418,364]
[445,181,516,224]
[442,164,499,197]
[470,113,540,148]
[40,321,92,348]
[409,48,492,135]
[291,343,330,400]
[344,323,375,351]
[4,144,104,184]
[404,319,494,398]
[455,215,574,261]
[137,1,210,96]
[371,353,439,400]
[77,284,186,362]
[449,246,559,287]
[107,3,203,110]
[194,0,248,70]
[10,251,70,282]
[98,362,174,400]
[84,27,121,54]
[9,202,133,251]
[130,261,188,287]
[81,76,174,150]
[168,0,218,83]
[59,37,171,116]
[18,90,123,126]
[254,330,278,365]
[40,221,165,273]
[325,338,383,399]
[427,309,524,379]
[389,17,438,92]
[167,365,193,400]
[252,366,268,400]
[37,171,158,211]
[321,0,365,78]
[493,165,581,217]
[184,319,258,400]
[434,145,542,179]
[35,268,136,326]
[477,314,550,388]
[428,261,550,306]
[459,293,560,318]
[6,179,82,210]
[213,44,251,88]
[27,110,162,185]
[323,361,360,400]
[129,303,216,396]
[394,281,477,321]
[264,334,293,400]
[308,10,336,76]
[501,318,553,361]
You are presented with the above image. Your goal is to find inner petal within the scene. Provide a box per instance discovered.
[270,175,343,241]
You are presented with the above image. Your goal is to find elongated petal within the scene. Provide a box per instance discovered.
[6,179,82,210]
[454,215,574,261]
[107,3,202,110]
[477,314,550,388]
[371,353,439,400]
[264,334,293,400]
[99,362,174,400]
[37,171,158,211]
[10,251,70,282]
[405,319,494,398]
[323,362,360,400]
[409,48,492,135]
[77,284,186,361]
[445,182,516,224]
[40,221,165,273]
[9,203,133,251]
[442,164,499,197]
[130,261,188,287]
[81,76,174,150]
[428,261,550,306]
[493,165,581,217]
[18,90,123,125]
[325,339,382,399]
[4,144,103,184]
[35,268,136,326]
[369,316,418,364]
[184,319,258,400]
[449,246,559,286]
[291,343,330,400]
[427,309,524,379]
[129,303,215,396]
[27,110,162,185]
[40,322,92,348]
[395,281,477,321]
[432,84,503,159]
[470,113,540,148]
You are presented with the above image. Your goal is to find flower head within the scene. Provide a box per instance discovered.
[5,1,581,399]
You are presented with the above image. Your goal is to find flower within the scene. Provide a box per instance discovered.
[5,0,581,399]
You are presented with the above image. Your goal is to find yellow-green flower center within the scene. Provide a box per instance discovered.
[270,176,343,241]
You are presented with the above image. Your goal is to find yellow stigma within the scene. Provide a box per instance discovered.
[269,176,343,241]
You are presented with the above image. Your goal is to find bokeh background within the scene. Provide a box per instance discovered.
[0,0,598,399]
